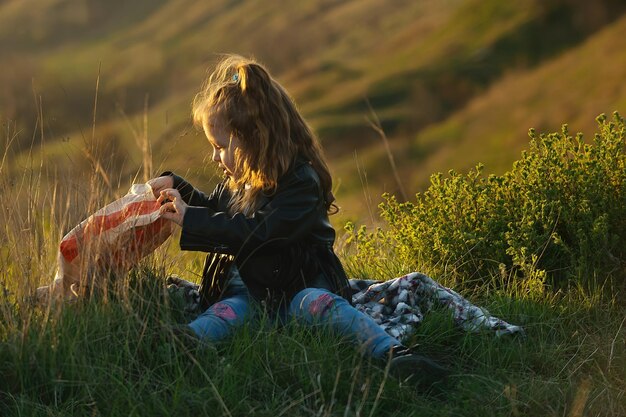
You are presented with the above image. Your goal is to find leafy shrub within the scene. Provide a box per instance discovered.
[345,113,626,291]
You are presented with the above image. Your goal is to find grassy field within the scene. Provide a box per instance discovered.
[1,2,625,415]
[0,136,624,417]
[1,275,624,417]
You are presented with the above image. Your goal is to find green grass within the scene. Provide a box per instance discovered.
[1,266,623,416]
[0,148,624,416]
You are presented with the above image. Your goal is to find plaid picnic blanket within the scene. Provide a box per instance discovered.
[167,272,523,340]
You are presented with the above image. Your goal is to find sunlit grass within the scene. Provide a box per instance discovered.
[1,121,625,416]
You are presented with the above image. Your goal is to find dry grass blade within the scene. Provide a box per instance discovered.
[365,99,407,201]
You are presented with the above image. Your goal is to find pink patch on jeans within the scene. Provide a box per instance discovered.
[308,293,335,316]
[211,302,237,321]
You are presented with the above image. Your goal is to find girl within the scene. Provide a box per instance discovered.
[148,55,449,389]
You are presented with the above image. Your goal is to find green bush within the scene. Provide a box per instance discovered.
[345,112,626,291]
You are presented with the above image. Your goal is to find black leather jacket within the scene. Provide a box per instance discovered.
[163,158,350,309]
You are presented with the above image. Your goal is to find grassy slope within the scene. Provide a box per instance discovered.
[333,12,626,224]
[3,0,459,189]
[407,12,626,189]
[3,0,626,225]
[1,3,625,415]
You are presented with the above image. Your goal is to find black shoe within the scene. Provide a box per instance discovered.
[387,346,451,392]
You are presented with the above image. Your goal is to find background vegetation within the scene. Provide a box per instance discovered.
[345,114,626,293]
[1,0,625,223]
[1,1,625,416]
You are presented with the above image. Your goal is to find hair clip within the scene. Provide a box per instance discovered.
[232,73,239,82]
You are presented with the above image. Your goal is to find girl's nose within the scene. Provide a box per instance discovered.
[212,149,220,162]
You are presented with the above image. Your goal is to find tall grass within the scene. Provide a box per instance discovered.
[1,118,625,417]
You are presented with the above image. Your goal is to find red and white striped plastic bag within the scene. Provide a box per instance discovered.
[37,183,173,301]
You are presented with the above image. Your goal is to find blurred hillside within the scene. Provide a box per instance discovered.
[1,0,625,225]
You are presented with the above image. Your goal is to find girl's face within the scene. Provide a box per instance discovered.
[203,120,241,181]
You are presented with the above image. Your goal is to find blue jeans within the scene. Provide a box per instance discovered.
[187,274,402,359]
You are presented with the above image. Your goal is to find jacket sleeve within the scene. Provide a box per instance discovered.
[159,171,223,210]
[179,166,323,255]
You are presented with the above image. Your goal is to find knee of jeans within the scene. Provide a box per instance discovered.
[209,301,239,322]
[291,288,338,318]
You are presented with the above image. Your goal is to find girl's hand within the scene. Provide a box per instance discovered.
[147,176,174,199]
[158,188,187,226]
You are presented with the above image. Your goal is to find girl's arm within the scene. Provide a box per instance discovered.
[179,165,326,255]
